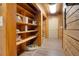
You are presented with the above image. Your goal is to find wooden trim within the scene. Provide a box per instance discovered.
[45,17,49,38]
[36,11,42,46]
[2,4,17,56]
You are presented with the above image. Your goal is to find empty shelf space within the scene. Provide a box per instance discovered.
[16,35,37,46]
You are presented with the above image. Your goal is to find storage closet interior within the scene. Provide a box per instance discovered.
[16,3,40,55]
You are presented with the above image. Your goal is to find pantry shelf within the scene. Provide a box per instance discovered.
[16,35,37,46]
[17,5,34,17]
[16,3,41,55]
[18,3,36,14]
[16,13,33,20]
[16,22,37,26]
[0,3,44,56]
[16,30,38,34]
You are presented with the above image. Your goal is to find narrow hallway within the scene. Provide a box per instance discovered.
[0,3,79,56]
[20,16,65,56]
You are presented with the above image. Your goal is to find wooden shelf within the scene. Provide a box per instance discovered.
[16,3,41,56]
[26,23,37,26]
[0,3,42,56]
[16,13,33,20]
[18,4,36,14]
[16,22,26,25]
[16,22,37,26]
[16,13,24,17]
[17,5,34,17]
[16,30,38,34]
[16,35,37,46]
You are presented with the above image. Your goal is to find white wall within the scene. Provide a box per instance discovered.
[49,16,58,39]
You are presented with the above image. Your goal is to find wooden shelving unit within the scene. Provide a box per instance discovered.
[0,3,44,56]
[16,13,33,21]
[17,3,36,14]
[16,35,37,46]
[16,22,37,26]
[16,3,41,55]
[16,30,38,34]
[17,4,34,17]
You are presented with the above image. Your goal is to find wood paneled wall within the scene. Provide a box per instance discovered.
[63,4,79,56]
[57,4,63,43]
[36,4,49,39]
[58,14,63,41]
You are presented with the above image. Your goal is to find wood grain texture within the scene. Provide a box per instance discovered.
[16,3,39,55]
[66,6,73,14]
[67,20,79,29]
[66,10,79,24]
[36,11,43,46]
[66,5,79,18]
[2,4,17,56]
[64,30,79,41]
[0,4,4,55]
[0,27,5,56]
[17,4,34,18]
[63,4,79,56]
[63,34,79,55]
[58,14,63,46]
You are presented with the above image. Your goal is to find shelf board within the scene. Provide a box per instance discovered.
[26,23,37,26]
[32,4,39,11]
[16,22,37,26]
[16,13,33,20]
[16,13,24,17]
[18,4,36,14]
[16,35,37,46]
[16,30,38,34]
[17,5,34,17]
[16,22,26,25]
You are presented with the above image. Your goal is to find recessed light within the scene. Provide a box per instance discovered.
[49,4,56,14]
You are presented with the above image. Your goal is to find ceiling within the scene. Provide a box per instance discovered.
[36,3,63,16]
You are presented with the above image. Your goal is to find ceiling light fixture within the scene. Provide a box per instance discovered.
[49,4,56,14]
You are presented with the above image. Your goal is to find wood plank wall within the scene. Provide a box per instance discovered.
[63,4,79,56]
[36,11,43,46]
[36,4,49,39]
[58,14,63,41]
